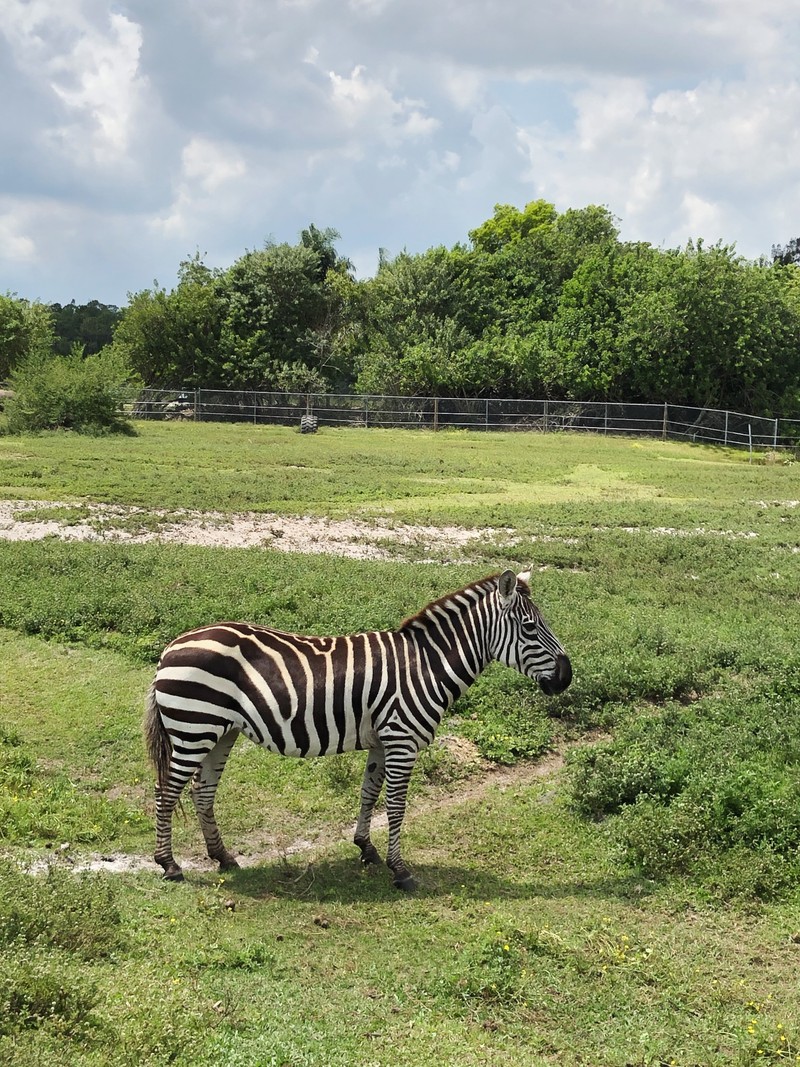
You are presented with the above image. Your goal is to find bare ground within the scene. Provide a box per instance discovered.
[0,498,522,562]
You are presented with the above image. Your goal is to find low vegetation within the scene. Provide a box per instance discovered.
[0,423,798,1065]
[4,346,139,435]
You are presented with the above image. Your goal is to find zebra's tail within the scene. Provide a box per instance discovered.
[143,679,171,788]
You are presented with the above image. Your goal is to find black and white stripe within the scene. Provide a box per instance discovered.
[144,569,572,889]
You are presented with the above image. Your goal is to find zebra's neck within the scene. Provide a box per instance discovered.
[397,579,495,699]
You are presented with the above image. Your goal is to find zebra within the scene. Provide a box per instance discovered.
[144,569,572,890]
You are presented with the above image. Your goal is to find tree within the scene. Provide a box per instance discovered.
[218,242,329,389]
[50,300,121,356]
[111,255,225,387]
[354,246,478,395]
[468,199,557,254]
[0,294,54,381]
[546,239,800,412]
[771,238,800,266]
[300,224,354,280]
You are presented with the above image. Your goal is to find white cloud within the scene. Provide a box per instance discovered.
[0,208,37,268]
[328,64,439,142]
[153,137,247,236]
[3,1,148,166]
[47,12,145,163]
[182,138,247,193]
[519,71,800,253]
[2,0,800,301]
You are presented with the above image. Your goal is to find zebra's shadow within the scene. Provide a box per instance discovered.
[203,856,653,905]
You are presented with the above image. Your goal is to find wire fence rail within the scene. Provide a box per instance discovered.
[132,388,800,451]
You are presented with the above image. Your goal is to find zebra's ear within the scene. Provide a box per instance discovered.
[498,569,518,607]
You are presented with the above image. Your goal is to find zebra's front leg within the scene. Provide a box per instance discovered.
[190,730,240,872]
[354,745,385,867]
[383,743,419,891]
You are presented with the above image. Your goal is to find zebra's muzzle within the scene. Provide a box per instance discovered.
[538,654,572,695]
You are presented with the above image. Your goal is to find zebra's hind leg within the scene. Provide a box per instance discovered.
[190,729,241,872]
[354,745,385,868]
[383,742,418,891]
[154,770,195,881]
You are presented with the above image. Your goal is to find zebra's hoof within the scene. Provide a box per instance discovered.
[162,867,184,882]
[218,855,240,871]
[359,843,382,866]
[393,874,417,892]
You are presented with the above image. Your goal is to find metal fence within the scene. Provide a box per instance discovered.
[132,389,800,451]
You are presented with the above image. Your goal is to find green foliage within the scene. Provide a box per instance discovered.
[50,301,121,357]
[0,863,123,1042]
[468,198,558,254]
[0,293,54,381]
[114,233,353,392]
[0,718,148,846]
[111,255,226,389]
[0,945,99,1037]
[567,668,800,898]
[5,346,140,435]
[0,862,123,959]
[454,667,553,764]
[219,242,328,387]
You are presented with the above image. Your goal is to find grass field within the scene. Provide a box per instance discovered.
[1,423,799,1066]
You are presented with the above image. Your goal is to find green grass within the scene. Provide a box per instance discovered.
[0,420,796,528]
[1,422,799,1065]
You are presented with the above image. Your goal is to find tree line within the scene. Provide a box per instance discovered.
[3,208,800,421]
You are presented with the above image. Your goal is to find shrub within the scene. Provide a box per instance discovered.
[565,666,800,898]
[5,345,140,434]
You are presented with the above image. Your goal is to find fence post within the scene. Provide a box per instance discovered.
[662,402,668,441]
[544,399,549,433]
[774,418,779,449]
[485,398,489,430]
[724,410,729,446]
[433,396,439,432]
[604,403,608,435]
[364,396,369,428]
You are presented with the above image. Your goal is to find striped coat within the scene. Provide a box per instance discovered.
[144,570,572,889]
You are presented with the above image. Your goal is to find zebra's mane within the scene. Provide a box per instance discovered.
[399,572,530,632]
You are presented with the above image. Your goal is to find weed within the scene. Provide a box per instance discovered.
[0,945,99,1037]
[0,862,123,959]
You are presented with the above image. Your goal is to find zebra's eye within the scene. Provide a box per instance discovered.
[521,619,539,637]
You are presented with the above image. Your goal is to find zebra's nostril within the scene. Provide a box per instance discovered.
[557,654,572,689]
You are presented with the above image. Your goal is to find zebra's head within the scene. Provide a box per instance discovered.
[490,570,572,695]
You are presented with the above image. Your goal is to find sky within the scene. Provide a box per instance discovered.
[2,0,799,307]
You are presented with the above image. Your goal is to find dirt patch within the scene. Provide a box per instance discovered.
[0,499,517,562]
[1,499,768,562]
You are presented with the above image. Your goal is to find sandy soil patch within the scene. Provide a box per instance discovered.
[0,499,515,562]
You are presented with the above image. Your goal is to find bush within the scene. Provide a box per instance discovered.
[566,669,800,898]
[5,345,140,434]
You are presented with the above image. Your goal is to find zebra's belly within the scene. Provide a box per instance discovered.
[242,713,376,758]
